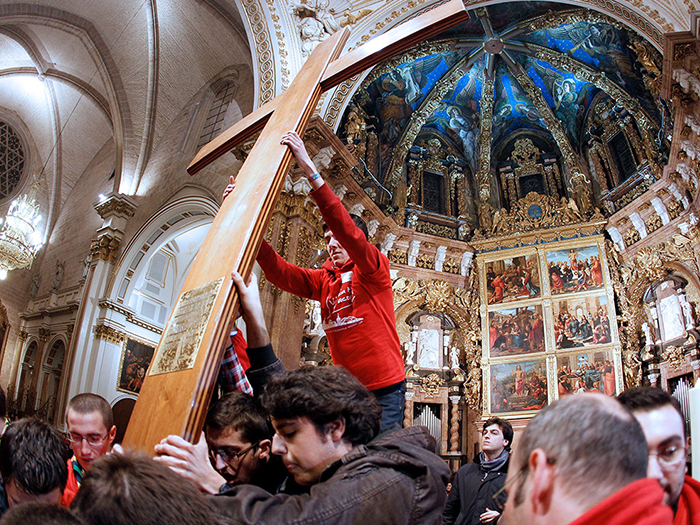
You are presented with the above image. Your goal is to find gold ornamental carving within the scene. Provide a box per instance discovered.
[419,373,444,398]
[38,327,50,342]
[18,330,28,341]
[662,345,685,371]
[93,324,126,344]
[511,138,540,175]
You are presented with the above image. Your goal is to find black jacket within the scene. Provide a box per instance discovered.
[211,426,450,524]
[442,452,509,525]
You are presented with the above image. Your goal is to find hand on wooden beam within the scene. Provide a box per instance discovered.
[281,131,324,191]
[154,432,225,494]
[222,175,235,202]
[232,271,270,348]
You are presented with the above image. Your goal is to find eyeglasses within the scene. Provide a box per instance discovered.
[650,444,686,469]
[209,441,259,464]
[67,433,108,447]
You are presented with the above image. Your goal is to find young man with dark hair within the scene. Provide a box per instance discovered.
[443,416,513,525]
[223,130,406,429]
[210,365,449,524]
[618,386,700,524]
[71,453,221,525]
[501,393,672,525]
[0,418,68,508]
[0,502,85,525]
[62,394,116,506]
[155,391,286,494]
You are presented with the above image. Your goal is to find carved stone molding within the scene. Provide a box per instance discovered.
[38,327,50,342]
[93,324,126,344]
[90,234,121,263]
[94,193,137,221]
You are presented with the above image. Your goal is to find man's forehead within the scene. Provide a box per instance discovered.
[206,427,249,448]
[67,409,108,432]
[483,424,502,433]
[634,405,685,444]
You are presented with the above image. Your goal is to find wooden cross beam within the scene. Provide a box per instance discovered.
[123,0,468,453]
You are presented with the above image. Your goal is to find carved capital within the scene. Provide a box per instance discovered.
[90,234,121,263]
[93,324,125,344]
[38,327,50,342]
[18,330,28,341]
[94,193,137,220]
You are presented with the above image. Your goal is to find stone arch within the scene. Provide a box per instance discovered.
[109,191,219,313]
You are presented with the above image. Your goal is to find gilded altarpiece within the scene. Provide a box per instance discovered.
[472,195,621,420]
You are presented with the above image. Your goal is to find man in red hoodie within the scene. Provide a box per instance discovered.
[619,387,700,524]
[224,131,405,430]
[501,393,672,525]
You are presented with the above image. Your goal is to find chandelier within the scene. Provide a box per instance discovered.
[0,182,43,280]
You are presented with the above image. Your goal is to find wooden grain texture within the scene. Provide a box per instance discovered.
[122,29,350,453]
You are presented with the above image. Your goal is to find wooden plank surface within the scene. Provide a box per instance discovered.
[122,28,350,453]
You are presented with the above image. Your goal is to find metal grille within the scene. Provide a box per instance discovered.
[0,122,24,199]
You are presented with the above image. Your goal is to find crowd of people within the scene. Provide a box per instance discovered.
[0,133,696,524]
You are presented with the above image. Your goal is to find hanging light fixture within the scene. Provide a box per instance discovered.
[0,180,43,280]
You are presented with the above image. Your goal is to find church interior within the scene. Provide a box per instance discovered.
[1,0,700,459]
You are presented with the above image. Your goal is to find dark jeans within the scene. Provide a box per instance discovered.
[371,380,406,431]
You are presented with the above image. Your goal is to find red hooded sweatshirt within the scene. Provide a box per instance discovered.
[256,183,404,390]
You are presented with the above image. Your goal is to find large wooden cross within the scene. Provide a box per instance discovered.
[123,0,468,453]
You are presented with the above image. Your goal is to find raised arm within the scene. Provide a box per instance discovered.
[281,130,382,276]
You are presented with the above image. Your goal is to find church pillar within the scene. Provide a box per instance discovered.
[58,193,137,423]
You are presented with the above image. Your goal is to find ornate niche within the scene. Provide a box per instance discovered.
[392,273,481,463]
[498,137,563,208]
[400,138,473,238]
[637,274,699,392]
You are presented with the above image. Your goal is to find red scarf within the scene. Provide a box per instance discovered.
[675,476,700,525]
[570,478,673,525]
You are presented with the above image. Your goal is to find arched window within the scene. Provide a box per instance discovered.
[0,121,25,200]
[197,82,241,149]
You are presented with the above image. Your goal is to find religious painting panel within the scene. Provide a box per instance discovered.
[117,339,156,395]
[490,358,548,414]
[546,245,604,295]
[556,350,617,397]
[488,305,545,357]
[552,295,611,350]
[485,254,540,305]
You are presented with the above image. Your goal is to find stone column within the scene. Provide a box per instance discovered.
[60,193,137,416]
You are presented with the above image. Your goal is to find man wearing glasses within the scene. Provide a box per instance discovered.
[61,393,116,506]
[155,391,289,495]
[619,387,700,524]
[500,393,672,525]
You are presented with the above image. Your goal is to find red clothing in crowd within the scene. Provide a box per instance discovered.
[60,457,82,507]
[675,476,700,525]
[256,183,404,391]
[569,478,673,525]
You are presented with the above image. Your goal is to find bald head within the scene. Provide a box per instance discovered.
[514,393,648,507]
